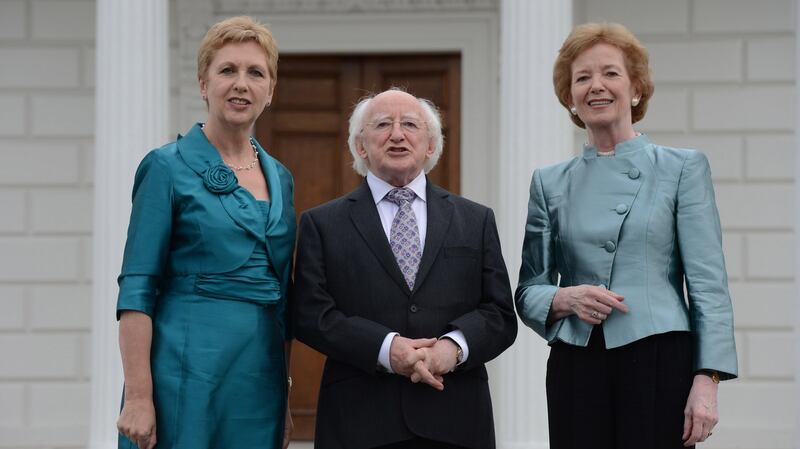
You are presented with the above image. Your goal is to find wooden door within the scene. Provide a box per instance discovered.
[255,53,461,440]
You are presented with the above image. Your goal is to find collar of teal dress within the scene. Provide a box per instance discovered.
[582,133,650,159]
[176,122,286,239]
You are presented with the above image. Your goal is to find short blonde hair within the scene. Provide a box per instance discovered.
[197,16,278,86]
[553,22,654,128]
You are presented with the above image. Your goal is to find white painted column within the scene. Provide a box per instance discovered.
[794,1,800,442]
[492,1,572,448]
[90,1,169,448]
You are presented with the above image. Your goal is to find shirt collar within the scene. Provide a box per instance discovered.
[366,171,427,205]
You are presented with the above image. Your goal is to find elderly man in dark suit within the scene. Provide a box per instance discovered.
[293,88,517,449]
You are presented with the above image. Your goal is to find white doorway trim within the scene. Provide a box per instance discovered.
[241,12,501,208]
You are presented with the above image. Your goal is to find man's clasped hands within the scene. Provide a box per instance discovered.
[389,336,460,390]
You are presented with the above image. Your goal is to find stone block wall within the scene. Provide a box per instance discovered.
[0,1,180,447]
[0,0,796,448]
[0,1,95,447]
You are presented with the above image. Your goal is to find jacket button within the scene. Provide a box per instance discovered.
[628,168,640,179]
[409,304,418,313]
[615,203,628,214]
[604,241,616,252]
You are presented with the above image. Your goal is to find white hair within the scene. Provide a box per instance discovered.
[347,88,444,177]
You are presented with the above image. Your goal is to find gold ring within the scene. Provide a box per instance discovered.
[591,311,600,319]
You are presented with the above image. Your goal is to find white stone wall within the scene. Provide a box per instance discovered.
[577,1,797,448]
[0,1,179,448]
[0,1,95,447]
[0,0,796,448]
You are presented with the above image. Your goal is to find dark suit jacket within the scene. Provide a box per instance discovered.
[293,179,517,449]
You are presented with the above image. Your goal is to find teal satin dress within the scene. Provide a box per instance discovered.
[117,124,296,449]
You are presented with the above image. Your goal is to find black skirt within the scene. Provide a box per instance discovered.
[546,327,694,449]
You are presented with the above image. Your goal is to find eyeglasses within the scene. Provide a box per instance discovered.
[363,118,427,134]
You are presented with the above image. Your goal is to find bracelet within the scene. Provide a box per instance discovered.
[287,376,293,389]
[696,369,720,384]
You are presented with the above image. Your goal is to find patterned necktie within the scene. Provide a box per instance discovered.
[386,187,422,289]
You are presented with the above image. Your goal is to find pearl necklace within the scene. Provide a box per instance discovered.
[201,123,259,171]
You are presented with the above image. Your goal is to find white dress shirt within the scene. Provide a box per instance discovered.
[366,171,469,373]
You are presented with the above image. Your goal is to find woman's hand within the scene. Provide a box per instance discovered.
[118,311,155,449]
[682,374,719,446]
[282,401,293,449]
[117,398,157,449]
[549,285,628,324]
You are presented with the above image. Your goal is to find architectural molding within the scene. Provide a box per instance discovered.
[215,0,497,14]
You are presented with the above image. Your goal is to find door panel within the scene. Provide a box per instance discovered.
[255,53,461,440]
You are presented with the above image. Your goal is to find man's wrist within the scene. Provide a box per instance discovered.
[378,332,399,373]
[439,337,463,369]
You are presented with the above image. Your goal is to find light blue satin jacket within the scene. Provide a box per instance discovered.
[515,135,737,379]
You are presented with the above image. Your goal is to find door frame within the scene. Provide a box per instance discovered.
[234,12,501,208]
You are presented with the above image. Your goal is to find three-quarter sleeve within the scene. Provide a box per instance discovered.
[676,151,738,379]
[515,169,560,340]
[116,151,174,319]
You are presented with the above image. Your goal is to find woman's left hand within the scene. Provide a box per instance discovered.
[682,374,719,446]
[283,402,293,449]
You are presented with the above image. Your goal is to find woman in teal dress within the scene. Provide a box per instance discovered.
[115,17,295,449]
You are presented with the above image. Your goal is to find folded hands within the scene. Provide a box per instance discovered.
[389,336,459,390]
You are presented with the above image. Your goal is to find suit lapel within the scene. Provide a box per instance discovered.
[348,181,411,294]
[413,182,453,291]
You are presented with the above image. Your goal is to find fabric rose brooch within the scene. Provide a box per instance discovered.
[203,164,238,194]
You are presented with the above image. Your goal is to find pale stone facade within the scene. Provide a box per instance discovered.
[0,1,796,448]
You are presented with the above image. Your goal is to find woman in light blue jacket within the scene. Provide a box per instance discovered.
[515,23,737,449]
